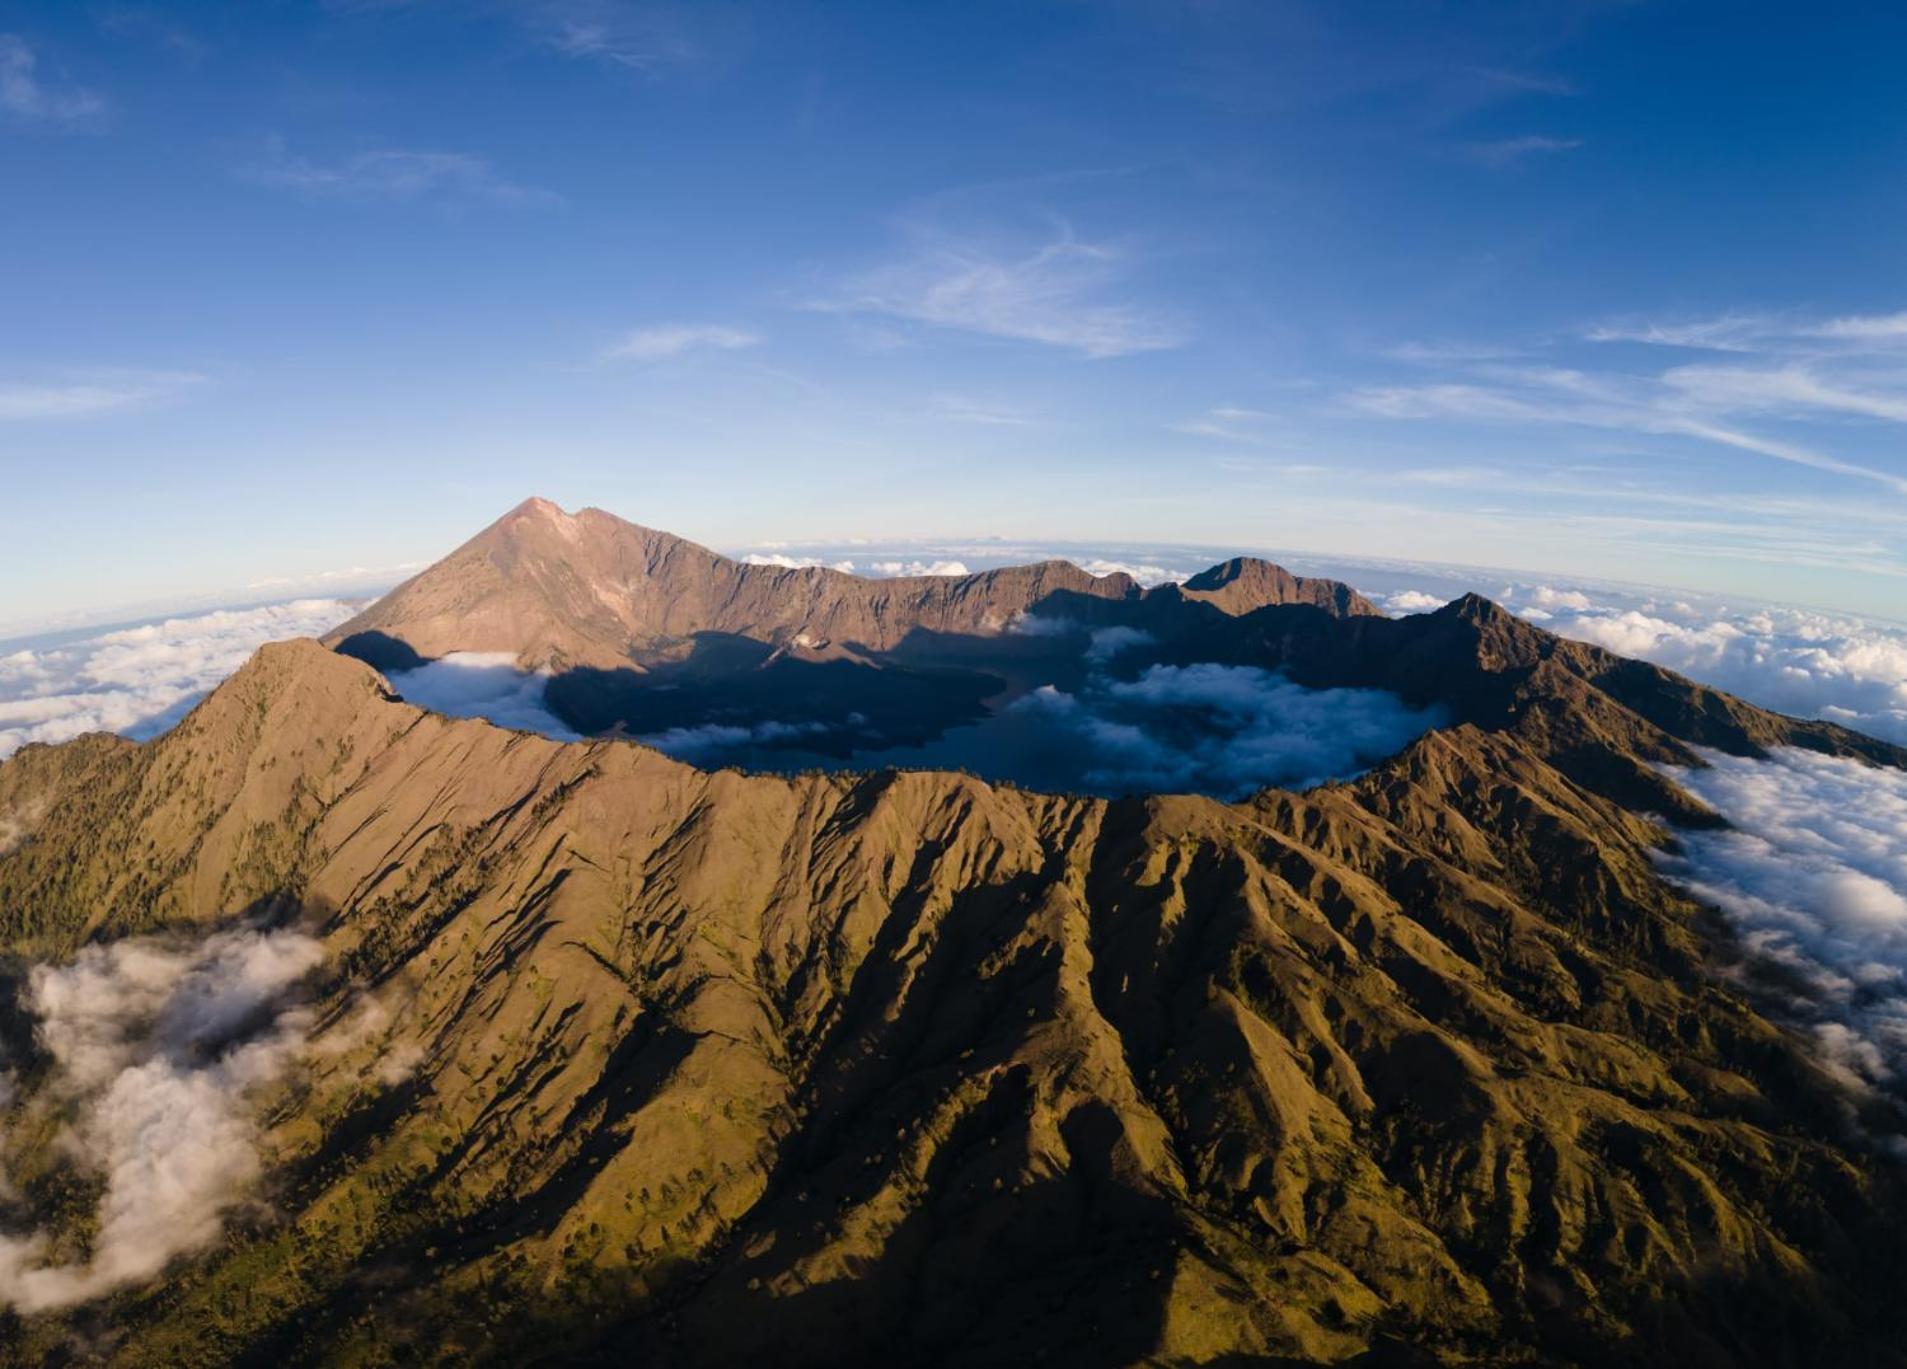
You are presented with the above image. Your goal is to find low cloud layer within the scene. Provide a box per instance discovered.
[1524,589,1907,745]
[384,653,580,740]
[1662,751,1907,1136]
[1662,749,1907,1121]
[0,927,324,1311]
[1008,664,1446,798]
[637,718,835,760]
[0,599,359,761]
[1367,575,1907,747]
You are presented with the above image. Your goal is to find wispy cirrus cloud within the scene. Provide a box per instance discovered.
[815,219,1186,359]
[602,323,760,361]
[0,34,105,126]
[96,6,211,63]
[932,396,1035,427]
[1461,134,1582,167]
[335,1,722,74]
[1808,311,1907,342]
[1589,309,1907,353]
[1352,311,1907,495]
[1171,406,1283,444]
[237,138,558,207]
[515,0,707,71]
[0,370,205,421]
[1585,315,1773,351]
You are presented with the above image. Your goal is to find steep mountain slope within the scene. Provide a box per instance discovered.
[321,498,1379,672]
[1,623,1905,1365]
[1175,555,1375,618]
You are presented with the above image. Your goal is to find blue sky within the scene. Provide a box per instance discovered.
[3,0,1906,624]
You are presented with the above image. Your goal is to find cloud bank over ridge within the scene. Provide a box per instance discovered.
[0,599,359,760]
[1662,749,1907,1132]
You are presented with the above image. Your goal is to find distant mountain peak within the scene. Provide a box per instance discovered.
[1179,555,1379,617]
[325,502,1377,673]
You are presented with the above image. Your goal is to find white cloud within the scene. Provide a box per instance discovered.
[866,559,972,577]
[1660,749,1907,1116]
[0,35,104,125]
[1663,364,1907,424]
[821,221,1184,358]
[0,370,204,421]
[1524,585,1594,611]
[742,553,855,572]
[603,324,761,361]
[1382,589,1446,615]
[238,138,557,207]
[0,599,360,760]
[1076,557,1186,587]
[0,926,323,1310]
[384,653,580,739]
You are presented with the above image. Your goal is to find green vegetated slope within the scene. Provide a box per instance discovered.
[0,612,1903,1365]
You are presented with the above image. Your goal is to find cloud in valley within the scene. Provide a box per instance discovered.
[1009,664,1447,798]
[0,927,324,1311]
[1661,749,1907,1118]
[383,653,581,740]
[637,718,835,761]
[0,599,359,761]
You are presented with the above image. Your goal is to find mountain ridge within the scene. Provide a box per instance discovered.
[3,510,1907,1364]
[322,498,1381,673]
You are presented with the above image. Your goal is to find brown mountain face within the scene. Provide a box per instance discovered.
[2,564,1907,1364]
[1176,555,1375,618]
[321,497,1379,674]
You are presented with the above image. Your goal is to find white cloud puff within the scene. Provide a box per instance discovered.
[1382,589,1447,616]
[0,599,359,760]
[742,554,856,572]
[0,926,324,1311]
[1524,585,1594,611]
[1661,748,1907,1108]
[866,559,973,577]
[384,653,581,740]
[1076,558,1187,587]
